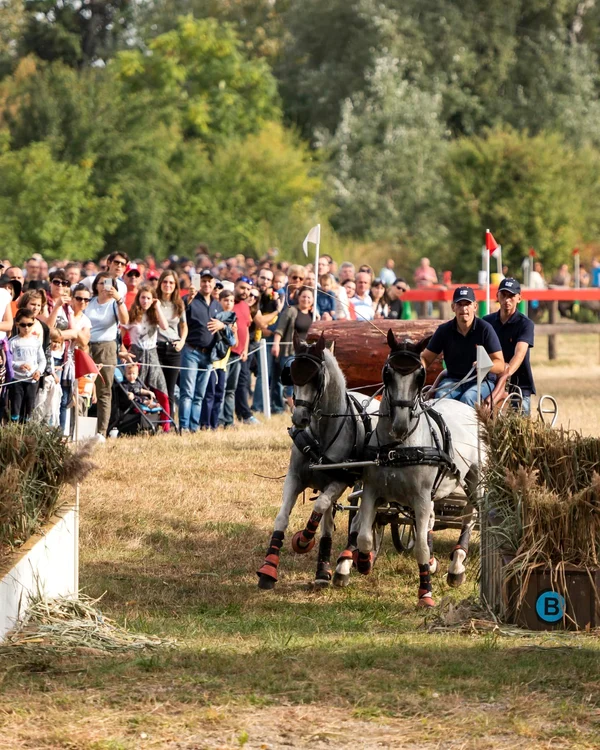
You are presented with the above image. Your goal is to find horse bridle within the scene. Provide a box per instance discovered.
[281,353,326,412]
[382,349,426,413]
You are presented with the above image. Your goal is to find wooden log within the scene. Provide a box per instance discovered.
[308,319,444,391]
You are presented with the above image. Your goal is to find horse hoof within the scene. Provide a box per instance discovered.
[429,557,439,576]
[333,573,351,588]
[417,596,436,608]
[356,551,374,575]
[291,530,316,554]
[447,572,465,588]
[313,577,331,588]
[257,573,276,590]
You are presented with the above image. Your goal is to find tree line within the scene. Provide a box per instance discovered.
[2,0,600,278]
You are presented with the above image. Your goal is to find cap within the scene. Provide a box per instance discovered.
[0,275,22,300]
[452,286,476,303]
[125,263,141,276]
[220,280,235,292]
[200,269,214,279]
[238,275,253,285]
[146,270,159,280]
[498,277,521,295]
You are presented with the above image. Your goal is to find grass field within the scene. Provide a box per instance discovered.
[1,338,600,749]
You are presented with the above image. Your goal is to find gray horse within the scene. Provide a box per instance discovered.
[257,333,378,590]
[351,331,482,607]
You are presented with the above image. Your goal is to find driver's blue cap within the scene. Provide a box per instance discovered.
[498,277,521,295]
[452,286,476,303]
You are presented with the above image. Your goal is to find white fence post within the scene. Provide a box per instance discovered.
[259,339,271,420]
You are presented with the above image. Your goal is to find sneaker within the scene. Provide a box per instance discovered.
[243,416,260,426]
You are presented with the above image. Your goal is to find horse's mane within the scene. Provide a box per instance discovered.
[322,348,347,405]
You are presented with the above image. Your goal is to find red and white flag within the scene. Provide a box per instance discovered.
[486,230,501,259]
[74,348,100,379]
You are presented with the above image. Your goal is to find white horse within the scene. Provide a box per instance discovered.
[257,333,378,590]
[352,331,482,606]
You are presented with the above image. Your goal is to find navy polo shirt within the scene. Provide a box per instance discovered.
[186,294,223,349]
[483,310,536,395]
[427,317,502,380]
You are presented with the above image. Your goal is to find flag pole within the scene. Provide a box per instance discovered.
[486,229,491,315]
[313,224,321,322]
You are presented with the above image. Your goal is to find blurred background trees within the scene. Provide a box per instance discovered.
[1,0,600,274]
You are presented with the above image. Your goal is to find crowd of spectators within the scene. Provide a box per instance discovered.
[0,247,595,436]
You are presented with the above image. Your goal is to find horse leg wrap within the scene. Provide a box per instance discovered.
[418,563,432,599]
[315,536,333,582]
[337,548,354,566]
[291,511,322,554]
[355,550,374,575]
[449,544,467,561]
[257,531,284,582]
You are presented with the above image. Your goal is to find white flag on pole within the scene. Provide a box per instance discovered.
[303,225,321,257]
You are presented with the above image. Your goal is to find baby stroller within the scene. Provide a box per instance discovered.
[108,366,178,436]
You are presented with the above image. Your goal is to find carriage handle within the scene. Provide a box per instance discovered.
[537,394,558,427]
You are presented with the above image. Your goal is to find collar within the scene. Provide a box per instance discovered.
[452,315,478,336]
[497,309,521,326]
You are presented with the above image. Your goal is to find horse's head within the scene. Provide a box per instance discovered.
[382,330,431,439]
[283,332,327,428]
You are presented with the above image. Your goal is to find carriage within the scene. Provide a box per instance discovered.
[304,320,558,559]
[257,319,557,603]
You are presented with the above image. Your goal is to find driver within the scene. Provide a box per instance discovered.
[483,278,535,415]
[421,286,504,406]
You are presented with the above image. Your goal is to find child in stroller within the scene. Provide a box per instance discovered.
[122,363,160,410]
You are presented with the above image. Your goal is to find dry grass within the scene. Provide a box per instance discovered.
[1,352,600,749]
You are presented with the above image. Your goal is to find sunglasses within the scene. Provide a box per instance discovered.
[18,322,34,328]
[73,296,90,303]
[111,259,127,266]
[52,279,70,287]
[290,275,305,280]
[395,286,407,291]
[250,292,260,299]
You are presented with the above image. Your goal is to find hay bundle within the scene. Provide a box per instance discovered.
[480,412,600,606]
[0,423,95,551]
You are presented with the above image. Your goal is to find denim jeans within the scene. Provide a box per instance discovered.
[435,377,493,407]
[179,345,212,432]
[235,358,252,420]
[200,369,226,429]
[220,357,242,426]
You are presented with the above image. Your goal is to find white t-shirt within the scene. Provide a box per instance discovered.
[124,315,159,350]
[0,288,11,341]
[81,275,127,299]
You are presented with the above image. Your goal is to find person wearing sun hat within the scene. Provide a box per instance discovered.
[483,277,536,415]
[421,286,504,407]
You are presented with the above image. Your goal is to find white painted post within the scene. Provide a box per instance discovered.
[259,338,271,420]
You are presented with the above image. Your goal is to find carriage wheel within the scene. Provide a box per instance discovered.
[372,522,385,562]
[391,521,416,553]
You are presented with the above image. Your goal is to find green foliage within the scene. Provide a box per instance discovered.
[439,128,600,279]
[322,57,448,250]
[113,16,280,147]
[3,61,184,259]
[0,142,122,264]
[18,0,134,68]
[170,123,324,258]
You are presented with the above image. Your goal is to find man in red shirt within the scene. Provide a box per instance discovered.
[124,264,142,309]
[220,276,253,427]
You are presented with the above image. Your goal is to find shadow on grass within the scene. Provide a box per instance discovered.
[80,521,480,639]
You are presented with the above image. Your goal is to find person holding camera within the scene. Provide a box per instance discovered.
[86,272,129,436]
